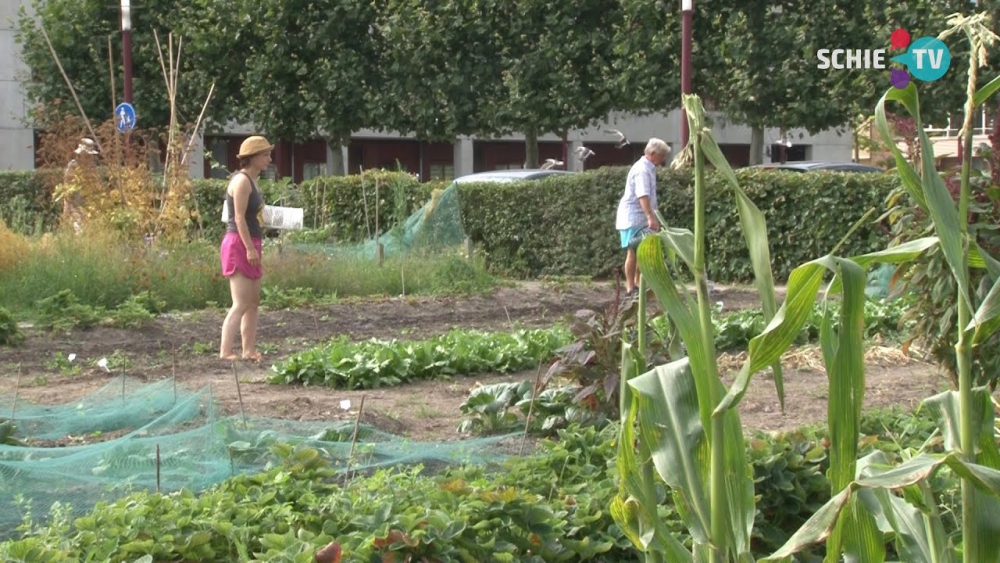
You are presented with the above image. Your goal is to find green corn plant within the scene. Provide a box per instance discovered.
[612,91,786,562]
[614,13,1000,562]
[756,13,1000,563]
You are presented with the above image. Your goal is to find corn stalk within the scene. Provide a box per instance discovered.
[615,13,1000,563]
[758,13,1000,563]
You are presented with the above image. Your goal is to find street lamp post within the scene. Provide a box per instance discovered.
[121,0,133,104]
[681,0,693,148]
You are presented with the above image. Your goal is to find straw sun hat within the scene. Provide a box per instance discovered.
[238,136,274,159]
[74,138,99,155]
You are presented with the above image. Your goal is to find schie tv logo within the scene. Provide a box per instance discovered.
[816,28,951,89]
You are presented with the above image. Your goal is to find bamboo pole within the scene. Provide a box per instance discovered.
[39,24,102,153]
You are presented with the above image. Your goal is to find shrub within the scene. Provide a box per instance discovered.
[0,307,22,346]
[884,171,1000,389]
[456,166,897,281]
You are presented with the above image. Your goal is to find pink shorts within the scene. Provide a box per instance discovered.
[220,232,263,279]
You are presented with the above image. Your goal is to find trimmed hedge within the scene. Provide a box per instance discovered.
[2,167,897,282]
[191,172,437,242]
[457,166,898,282]
[0,170,60,233]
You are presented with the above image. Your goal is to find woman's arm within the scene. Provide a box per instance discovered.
[228,174,260,266]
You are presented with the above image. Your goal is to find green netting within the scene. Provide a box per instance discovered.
[0,376,518,540]
[292,183,468,259]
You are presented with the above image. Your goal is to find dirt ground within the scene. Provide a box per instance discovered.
[0,281,945,442]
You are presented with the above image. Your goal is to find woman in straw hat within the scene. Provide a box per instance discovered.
[219,135,273,361]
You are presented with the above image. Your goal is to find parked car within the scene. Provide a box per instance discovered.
[451,169,575,184]
[745,161,884,173]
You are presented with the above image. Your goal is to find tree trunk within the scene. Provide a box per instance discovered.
[525,129,539,168]
[328,135,347,176]
[749,126,765,165]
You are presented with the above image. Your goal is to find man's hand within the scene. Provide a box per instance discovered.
[647,216,660,231]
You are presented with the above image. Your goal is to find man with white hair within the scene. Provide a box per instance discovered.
[616,137,670,297]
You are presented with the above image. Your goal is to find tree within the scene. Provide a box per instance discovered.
[238,0,381,173]
[489,0,623,167]
[696,0,876,164]
[16,0,242,133]
[374,0,506,142]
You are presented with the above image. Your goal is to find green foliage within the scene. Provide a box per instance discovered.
[0,307,23,347]
[886,171,1000,389]
[457,381,532,435]
[0,412,962,563]
[456,166,895,281]
[189,172,432,242]
[702,296,912,351]
[703,0,874,138]
[104,292,166,329]
[34,290,102,333]
[0,172,59,235]
[375,1,505,140]
[269,327,573,389]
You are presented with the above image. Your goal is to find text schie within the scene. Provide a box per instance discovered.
[816,49,887,69]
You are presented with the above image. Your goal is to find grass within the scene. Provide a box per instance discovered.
[0,223,496,317]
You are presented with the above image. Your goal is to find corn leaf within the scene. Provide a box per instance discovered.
[614,390,695,561]
[967,275,1000,345]
[718,238,941,414]
[637,234,709,425]
[698,128,785,412]
[628,357,755,561]
[876,84,972,312]
[970,242,1000,278]
[856,452,955,563]
[762,454,1000,562]
[973,73,1000,107]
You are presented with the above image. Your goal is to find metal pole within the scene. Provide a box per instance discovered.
[681,0,693,148]
[121,0,133,104]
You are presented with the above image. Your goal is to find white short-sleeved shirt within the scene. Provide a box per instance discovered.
[616,156,657,230]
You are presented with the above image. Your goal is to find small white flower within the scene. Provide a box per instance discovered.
[715,301,724,310]
[340,399,351,411]
[67,353,76,362]
[97,358,110,372]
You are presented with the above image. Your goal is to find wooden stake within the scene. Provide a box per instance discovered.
[519,361,545,456]
[228,446,235,477]
[232,361,247,430]
[347,395,367,477]
[39,24,102,153]
[11,364,21,422]
[464,237,474,260]
[181,83,215,166]
[107,36,117,115]
[156,444,162,493]
[171,346,177,405]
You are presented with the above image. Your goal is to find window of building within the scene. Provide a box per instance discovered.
[208,139,230,179]
[429,163,454,182]
[303,162,325,181]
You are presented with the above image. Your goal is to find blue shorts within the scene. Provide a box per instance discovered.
[619,226,653,250]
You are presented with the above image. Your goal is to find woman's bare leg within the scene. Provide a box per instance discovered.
[220,273,257,360]
[240,276,262,360]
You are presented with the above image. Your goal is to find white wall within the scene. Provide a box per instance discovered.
[0,0,34,171]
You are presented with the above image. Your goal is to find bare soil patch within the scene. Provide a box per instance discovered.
[0,281,943,442]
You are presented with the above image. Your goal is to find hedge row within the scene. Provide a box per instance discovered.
[457,166,898,281]
[1,167,897,282]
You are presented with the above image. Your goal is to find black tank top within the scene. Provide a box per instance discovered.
[226,172,264,239]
